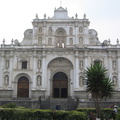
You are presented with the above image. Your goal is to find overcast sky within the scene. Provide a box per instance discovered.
[0,0,120,44]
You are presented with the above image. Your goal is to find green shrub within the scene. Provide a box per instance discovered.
[32,109,52,119]
[0,108,15,120]
[67,111,87,120]
[2,102,16,108]
[14,109,32,120]
[76,108,96,114]
[52,110,69,120]
[77,108,116,119]
[16,106,26,109]
[0,108,87,120]
[116,112,120,120]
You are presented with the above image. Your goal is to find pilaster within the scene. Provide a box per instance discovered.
[32,50,37,90]
[117,51,120,90]
[108,51,112,79]
[9,51,14,89]
[74,51,79,90]
[0,52,4,89]
[41,50,46,90]
[75,22,78,47]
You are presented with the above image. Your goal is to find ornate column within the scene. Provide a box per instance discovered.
[9,51,14,89]
[108,51,112,79]
[42,20,46,48]
[0,52,4,89]
[117,51,120,90]
[41,51,46,90]
[84,51,88,89]
[74,51,79,90]
[75,23,78,47]
[32,51,37,90]
[84,51,88,69]
[33,25,38,45]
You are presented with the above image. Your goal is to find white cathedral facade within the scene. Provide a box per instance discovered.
[0,7,120,106]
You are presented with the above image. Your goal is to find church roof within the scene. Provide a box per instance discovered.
[52,7,70,19]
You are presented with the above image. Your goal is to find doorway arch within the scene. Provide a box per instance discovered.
[53,72,68,98]
[17,76,29,98]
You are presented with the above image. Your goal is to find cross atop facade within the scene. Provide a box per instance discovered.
[60,0,62,6]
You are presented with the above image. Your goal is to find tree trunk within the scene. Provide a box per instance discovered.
[95,98,101,118]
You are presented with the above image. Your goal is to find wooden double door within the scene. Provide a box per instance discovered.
[17,76,29,98]
[53,72,68,98]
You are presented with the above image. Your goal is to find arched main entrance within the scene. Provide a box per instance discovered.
[53,72,68,98]
[17,76,29,98]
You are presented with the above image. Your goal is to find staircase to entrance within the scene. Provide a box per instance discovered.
[42,97,78,110]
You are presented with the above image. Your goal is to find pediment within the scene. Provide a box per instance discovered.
[52,7,70,19]
[55,7,67,12]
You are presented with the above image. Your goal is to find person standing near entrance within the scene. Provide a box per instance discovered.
[56,104,61,110]
[112,105,118,120]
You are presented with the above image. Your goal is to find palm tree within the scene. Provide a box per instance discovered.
[84,63,114,118]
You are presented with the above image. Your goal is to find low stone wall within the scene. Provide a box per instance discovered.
[78,101,120,108]
[0,100,40,109]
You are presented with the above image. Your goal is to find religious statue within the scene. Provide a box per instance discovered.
[37,59,42,69]
[79,60,83,70]
[113,76,117,86]
[79,76,84,86]
[69,38,73,45]
[37,75,41,86]
[79,37,83,44]
[38,37,42,44]
[112,60,116,70]
[79,27,83,33]
[49,27,52,34]
[69,27,73,35]
[39,27,42,33]
[5,60,9,69]
[4,75,9,86]
[48,38,52,45]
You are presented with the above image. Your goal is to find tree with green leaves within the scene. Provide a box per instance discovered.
[84,63,114,118]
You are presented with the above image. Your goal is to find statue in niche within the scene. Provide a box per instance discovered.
[4,75,9,86]
[79,27,83,33]
[37,59,42,69]
[48,38,52,45]
[79,76,84,86]
[112,60,116,70]
[37,75,41,86]
[69,27,73,35]
[5,60,9,69]
[69,38,73,45]
[79,37,83,44]
[49,27,52,34]
[38,37,42,44]
[79,60,83,70]
[113,76,117,86]
[39,27,42,33]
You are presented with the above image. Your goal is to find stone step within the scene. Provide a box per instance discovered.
[50,98,68,110]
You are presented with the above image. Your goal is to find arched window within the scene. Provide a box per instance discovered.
[55,28,66,48]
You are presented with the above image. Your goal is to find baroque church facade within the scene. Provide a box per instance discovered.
[0,7,120,108]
